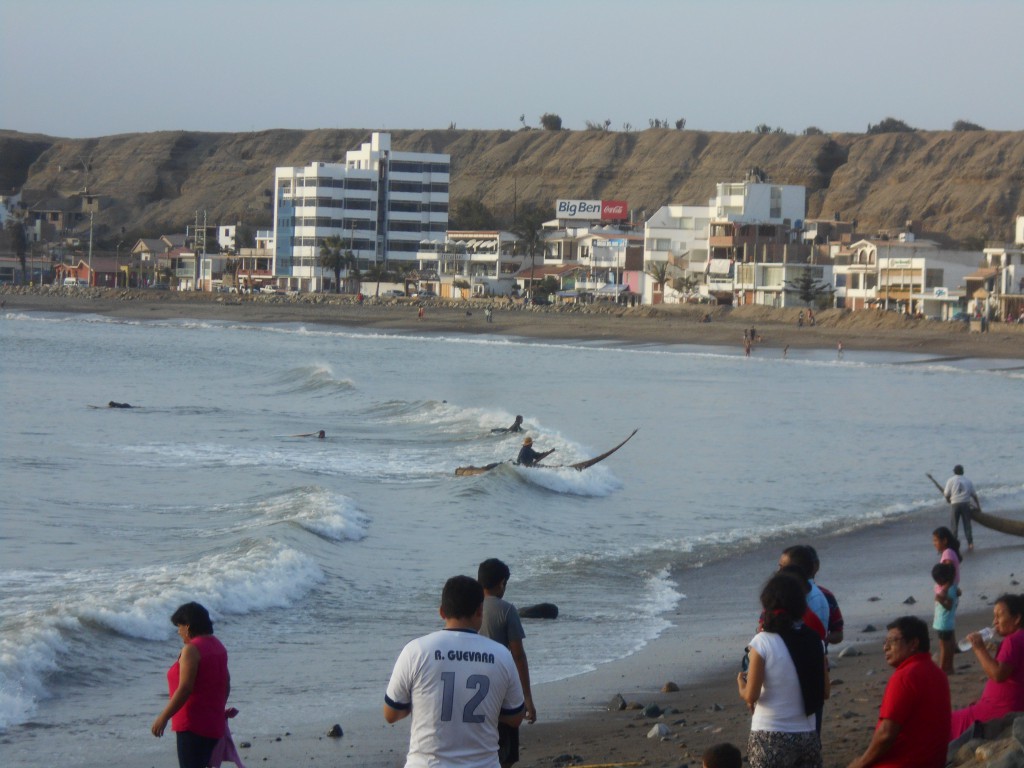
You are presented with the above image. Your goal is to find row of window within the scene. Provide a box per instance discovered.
[290,198,377,211]
[389,181,449,194]
[388,221,447,233]
[281,218,376,231]
[286,177,378,191]
[389,161,449,175]
[388,201,449,214]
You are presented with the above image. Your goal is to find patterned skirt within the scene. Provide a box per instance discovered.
[747,729,822,768]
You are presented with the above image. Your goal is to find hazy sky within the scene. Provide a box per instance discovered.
[3,0,1022,138]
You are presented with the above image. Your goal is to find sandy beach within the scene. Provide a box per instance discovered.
[5,286,1022,768]
[3,285,1023,360]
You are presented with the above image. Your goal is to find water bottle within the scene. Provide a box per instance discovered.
[958,627,994,652]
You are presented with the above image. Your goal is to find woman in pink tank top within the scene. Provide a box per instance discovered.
[151,602,231,768]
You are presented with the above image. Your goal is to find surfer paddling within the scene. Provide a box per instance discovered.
[108,401,133,408]
[291,430,326,439]
[491,415,524,434]
[515,437,553,467]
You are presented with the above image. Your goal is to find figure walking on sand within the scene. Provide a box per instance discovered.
[837,341,843,359]
[943,465,980,550]
[417,306,425,321]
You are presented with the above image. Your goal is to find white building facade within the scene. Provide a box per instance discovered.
[273,133,449,291]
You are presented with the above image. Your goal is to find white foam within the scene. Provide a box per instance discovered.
[0,542,321,731]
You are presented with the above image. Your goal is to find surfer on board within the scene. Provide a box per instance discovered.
[492,415,524,434]
[515,437,551,467]
[108,401,133,408]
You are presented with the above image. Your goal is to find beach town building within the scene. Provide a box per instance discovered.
[642,174,812,306]
[416,230,522,298]
[272,132,449,292]
[832,236,981,318]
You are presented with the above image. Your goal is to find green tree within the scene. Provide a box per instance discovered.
[319,235,349,293]
[866,117,915,134]
[952,119,984,131]
[512,203,548,299]
[803,126,824,136]
[644,261,671,299]
[672,275,700,295]
[5,218,28,284]
[539,113,562,131]
[453,278,471,298]
[784,270,834,307]
[364,262,389,298]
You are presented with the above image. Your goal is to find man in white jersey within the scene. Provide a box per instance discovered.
[944,464,980,550]
[385,575,525,768]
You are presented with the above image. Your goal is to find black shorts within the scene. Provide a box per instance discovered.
[936,629,954,641]
[176,730,219,768]
[497,721,520,767]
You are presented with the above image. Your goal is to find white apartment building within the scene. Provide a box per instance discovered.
[273,133,449,291]
[642,177,807,305]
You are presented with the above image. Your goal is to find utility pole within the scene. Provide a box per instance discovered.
[88,211,94,286]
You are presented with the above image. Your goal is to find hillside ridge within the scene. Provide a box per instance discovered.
[2,127,1022,246]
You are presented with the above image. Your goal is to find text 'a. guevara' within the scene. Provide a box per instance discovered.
[434,650,495,663]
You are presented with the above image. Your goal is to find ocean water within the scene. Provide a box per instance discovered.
[1,310,1022,765]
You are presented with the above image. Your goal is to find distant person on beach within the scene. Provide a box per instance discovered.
[418,306,425,321]
[492,415,524,434]
[151,602,231,768]
[703,742,742,768]
[950,593,1024,740]
[943,465,980,551]
[783,345,789,359]
[485,306,493,323]
[108,401,133,408]
[932,562,958,675]
[798,310,804,327]
[846,615,949,768]
[478,558,537,768]
[738,571,826,768]
[515,437,550,467]
[384,575,525,768]
[837,340,843,359]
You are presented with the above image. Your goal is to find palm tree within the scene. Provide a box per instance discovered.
[513,204,547,300]
[364,262,389,298]
[224,257,240,292]
[319,235,347,293]
[5,218,28,284]
[644,261,671,303]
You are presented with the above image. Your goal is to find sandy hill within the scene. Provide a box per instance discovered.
[2,127,1022,245]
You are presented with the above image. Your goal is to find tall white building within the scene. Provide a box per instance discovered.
[273,133,449,291]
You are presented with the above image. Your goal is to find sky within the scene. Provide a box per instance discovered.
[2,0,1023,138]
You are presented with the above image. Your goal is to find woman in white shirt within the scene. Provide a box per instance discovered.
[737,571,827,768]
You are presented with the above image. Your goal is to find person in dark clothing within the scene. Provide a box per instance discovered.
[492,415,524,434]
[108,401,133,408]
[516,437,551,467]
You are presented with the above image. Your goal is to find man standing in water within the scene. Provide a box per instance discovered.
[944,464,980,551]
[478,558,536,768]
[384,575,524,768]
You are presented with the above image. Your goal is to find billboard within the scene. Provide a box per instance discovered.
[556,199,628,221]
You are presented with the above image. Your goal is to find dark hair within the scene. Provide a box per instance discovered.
[779,563,811,592]
[441,575,484,620]
[805,544,820,575]
[886,615,930,653]
[954,465,964,475]
[760,572,807,634]
[170,602,214,636]
[932,562,955,586]
[932,526,962,562]
[477,558,511,590]
[703,742,742,768]
[781,545,815,581]
[994,593,1024,621]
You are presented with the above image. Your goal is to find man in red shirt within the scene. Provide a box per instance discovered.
[847,616,950,768]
